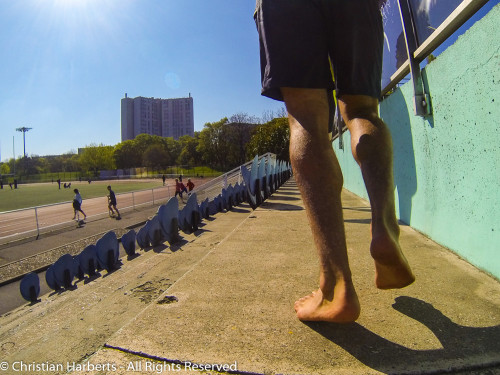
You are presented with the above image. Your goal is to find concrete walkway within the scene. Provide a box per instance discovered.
[0,180,499,374]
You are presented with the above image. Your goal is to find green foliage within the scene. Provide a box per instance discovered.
[78,143,115,175]
[113,140,141,169]
[197,118,232,170]
[4,111,289,178]
[178,133,202,167]
[143,144,169,169]
[246,117,290,162]
[0,163,10,175]
[197,118,260,171]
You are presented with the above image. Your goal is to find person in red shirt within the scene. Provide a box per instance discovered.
[175,178,188,200]
[186,178,195,195]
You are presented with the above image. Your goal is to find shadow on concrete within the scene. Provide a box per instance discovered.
[273,190,301,196]
[169,239,189,252]
[229,208,252,214]
[126,253,141,262]
[269,194,300,201]
[344,218,371,225]
[83,272,103,285]
[343,206,372,212]
[152,244,169,253]
[306,296,500,374]
[102,260,123,278]
[260,202,304,211]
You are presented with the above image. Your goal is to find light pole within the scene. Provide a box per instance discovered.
[16,127,32,158]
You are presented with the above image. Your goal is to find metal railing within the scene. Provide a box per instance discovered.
[192,153,276,203]
[0,185,175,243]
[0,156,277,243]
[381,0,491,114]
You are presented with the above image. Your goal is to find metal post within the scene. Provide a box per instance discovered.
[398,0,431,117]
[152,189,155,205]
[132,192,135,210]
[35,207,40,239]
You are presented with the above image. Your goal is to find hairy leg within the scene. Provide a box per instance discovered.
[282,88,360,322]
[339,95,415,289]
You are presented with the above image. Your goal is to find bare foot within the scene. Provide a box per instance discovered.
[371,225,415,289]
[294,284,360,323]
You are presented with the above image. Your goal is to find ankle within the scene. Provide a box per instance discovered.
[320,275,355,300]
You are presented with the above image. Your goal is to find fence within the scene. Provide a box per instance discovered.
[0,154,276,243]
[0,185,173,243]
[380,0,491,115]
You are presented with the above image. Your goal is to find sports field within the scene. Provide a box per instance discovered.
[0,179,166,213]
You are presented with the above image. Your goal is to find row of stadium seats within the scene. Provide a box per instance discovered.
[19,155,292,303]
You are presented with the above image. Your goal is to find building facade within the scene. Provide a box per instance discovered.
[121,94,194,141]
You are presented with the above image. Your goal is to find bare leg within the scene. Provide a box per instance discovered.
[283,88,360,323]
[339,95,415,289]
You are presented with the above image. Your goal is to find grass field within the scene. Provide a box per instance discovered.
[0,179,166,212]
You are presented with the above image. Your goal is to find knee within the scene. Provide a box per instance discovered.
[339,96,392,164]
[338,95,379,124]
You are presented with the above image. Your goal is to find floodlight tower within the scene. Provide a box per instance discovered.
[16,127,32,158]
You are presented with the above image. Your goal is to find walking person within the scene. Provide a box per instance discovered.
[107,185,121,219]
[175,178,188,201]
[255,0,415,323]
[72,189,87,221]
[186,178,195,195]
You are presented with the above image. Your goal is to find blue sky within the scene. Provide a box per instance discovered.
[0,0,284,160]
[0,0,497,161]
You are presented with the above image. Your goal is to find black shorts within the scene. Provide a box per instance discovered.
[254,0,384,101]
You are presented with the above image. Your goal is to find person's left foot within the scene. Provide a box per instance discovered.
[294,283,360,323]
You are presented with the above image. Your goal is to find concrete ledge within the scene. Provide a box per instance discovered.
[1,180,499,374]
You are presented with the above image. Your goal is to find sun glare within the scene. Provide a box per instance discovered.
[37,0,122,51]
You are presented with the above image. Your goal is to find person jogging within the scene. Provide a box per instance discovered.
[107,185,121,219]
[72,189,87,221]
[186,178,195,195]
[175,178,188,200]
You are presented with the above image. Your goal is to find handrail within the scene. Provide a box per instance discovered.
[381,0,491,105]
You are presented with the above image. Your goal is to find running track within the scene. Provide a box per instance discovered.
[0,178,209,242]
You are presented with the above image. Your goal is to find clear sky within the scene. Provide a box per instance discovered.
[1,0,497,161]
[0,0,284,160]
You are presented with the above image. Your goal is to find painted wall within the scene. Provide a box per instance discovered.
[334,4,500,279]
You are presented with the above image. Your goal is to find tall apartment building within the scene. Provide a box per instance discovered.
[121,94,194,141]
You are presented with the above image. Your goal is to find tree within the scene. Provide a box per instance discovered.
[113,140,142,169]
[177,134,202,167]
[35,157,50,174]
[226,122,257,167]
[0,163,10,175]
[161,137,181,167]
[246,117,290,162]
[78,143,115,176]
[143,144,169,171]
[261,107,287,123]
[229,112,260,125]
[197,118,233,171]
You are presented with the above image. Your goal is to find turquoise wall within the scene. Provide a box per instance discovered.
[334,4,500,279]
